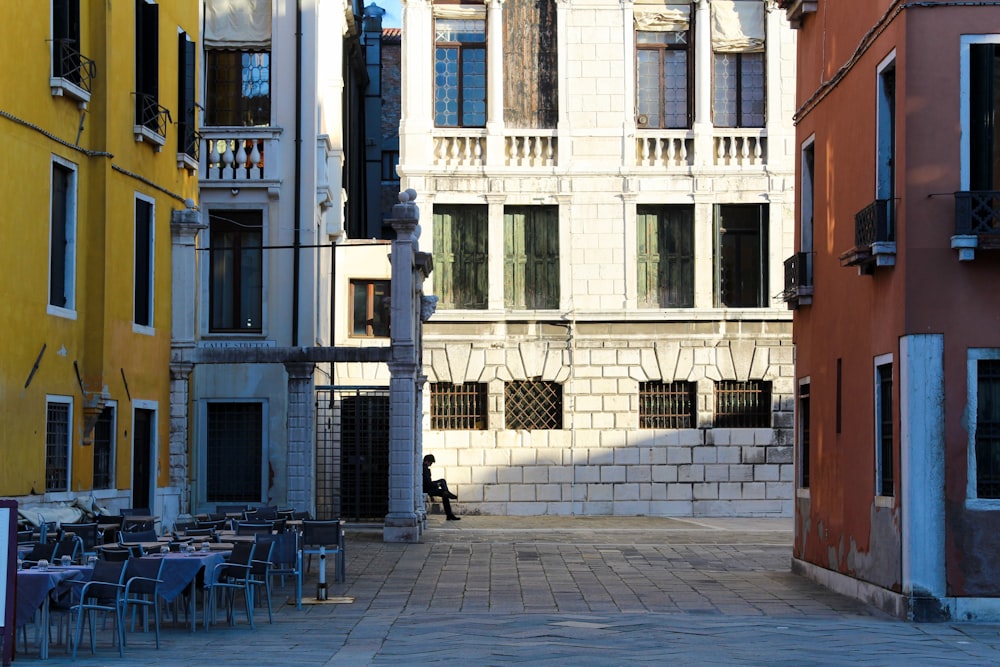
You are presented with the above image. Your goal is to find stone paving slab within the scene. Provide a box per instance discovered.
[11,516,1000,665]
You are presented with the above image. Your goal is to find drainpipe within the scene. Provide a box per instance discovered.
[292,0,303,346]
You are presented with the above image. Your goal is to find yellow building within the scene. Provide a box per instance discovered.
[0,0,199,520]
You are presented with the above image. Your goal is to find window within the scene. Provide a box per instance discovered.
[46,397,73,493]
[177,32,197,161]
[714,380,771,428]
[637,205,694,308]
[875,358,894,497]
[205,50,271,127]
[636,28,690,129]
[800,138,815,258]
[639,381,696,429]
[381,151,399,182]
[206,402,263,503]
[716,204,768,308]
[350,279,390,338]
[876,54,896,236]
[969,42,1000,190]
[431,383,488,430]
[134,196,154,329]
[710,0,765,128]
[135,1,168,140]
[434,205,488,309]
[93,404,116,490]
[505,380,562,430]
[209,210,263,333]
[504,206,559,310]
[798,380,810,489]
[49,159,77,313]
[51,0,95,102]
[434,17,486,127]
[974,359,1000,499]
[503,0,557,128]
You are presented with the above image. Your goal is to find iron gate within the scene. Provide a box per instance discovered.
[315,386,390,522]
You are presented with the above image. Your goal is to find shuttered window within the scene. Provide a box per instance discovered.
[178,33,197,158]
[637,205,694,308]
[504,206,559,310]
[433,205,488,309]
[716,204,768,308]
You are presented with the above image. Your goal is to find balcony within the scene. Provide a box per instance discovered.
[839,199,895,275]
[199,127,282,194]
[952,191,1000,261]
[133,93,171,151]
[713,129,767,168]
[635,131,694,169]
[778,252,813,309]
[50,38,96,108]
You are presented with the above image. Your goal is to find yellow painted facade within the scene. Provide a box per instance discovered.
[0,1,199,509]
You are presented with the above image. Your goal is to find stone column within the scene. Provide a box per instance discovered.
[692,0,713,166]
[169,362,194,514]
[384,191,422,543]
[285,362,317,517]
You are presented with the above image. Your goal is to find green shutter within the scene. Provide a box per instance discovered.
[433,209,455,308]
[636,209,659,307]
[504,209,527,308]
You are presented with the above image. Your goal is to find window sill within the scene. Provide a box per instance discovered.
[177,152,199,173]
[134,125,166,152]
[874,494,894,508]
[132,323,155,336]
[965,498,1000,511]
[796,487,810,499]
[47,304,78,320]
[50,77,90,109]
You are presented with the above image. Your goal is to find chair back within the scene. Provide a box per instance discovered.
[23,540,57,563]
[269,531,299,569]
[268,518,288,533]
[17,529,35,544]
[245,506,279,521]
[250,540,275,578]
[276,508,296,520]
[236,522,272,537]
[215,504,248,515]
[292,511,312,521]
[85,559,128,601]
[125,556,164,596]
[67,522,100,552]
[302,519,343,550]
[122,518,154,532]
[119,528,158,544]
[120,507,152,517]
[97,546,132,562]
[173,519,197,533]
[219,541,255,580]
[196,519,227,531]
[53,534,82,562]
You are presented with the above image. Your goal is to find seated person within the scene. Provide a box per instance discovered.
[423,454,460,520]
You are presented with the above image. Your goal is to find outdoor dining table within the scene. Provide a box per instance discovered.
[138,550,228,632]
[15,565,92,659]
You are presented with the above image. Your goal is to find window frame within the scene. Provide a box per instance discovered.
[504,205,560,310]
[133,193,155,333]
[874,354,894,501]
[505,380,563,430]
[92,401,117,490]
[204,49,272,127]
[639,380,697,429]
[797,378,810,491]
[45,395,73,494]
[208,209,264,334]
[51,0,93,105]
[433,16,488,128]
[712,50,766,128]
[134,0,167,147]
[433,204,489,310]
[201,400,267,507]
[48,156,78,318]
[714,203,769,308]
[635,28,692,129]
[177,31,198,168]
[430,382,488,430]
[713,380,772,428]
[636,204,695,308]
[349,279,391,338]
[961,35,1000,191]
[967,349,1000,509]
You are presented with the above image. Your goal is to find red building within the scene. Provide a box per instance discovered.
[779,0,1000,620]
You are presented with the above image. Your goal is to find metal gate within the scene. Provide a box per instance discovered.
[315,386,390,522]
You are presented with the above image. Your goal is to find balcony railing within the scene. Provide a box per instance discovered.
[504,131,556,167]
[434,131,486,167]
[840,198,895,273]
[713,130,766,167]
[635,131,693,169]
[778,252,813,308]
[50,38,96,107]
[133,93,171,150]
[199,127,282,186]
[952,190,1000,260]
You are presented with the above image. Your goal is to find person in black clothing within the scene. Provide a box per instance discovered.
[423,454,460,520]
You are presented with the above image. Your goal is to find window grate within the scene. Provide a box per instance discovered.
[714,380,771,428]
[639,381,696,429]
[977,360,1000,498]
[431,383,487,430]
[206,403,262,503]
[799,383,810,489]
[877,363,894,496]
[505,380,562,430]
[93,406,114,490]
[46,401,70,492]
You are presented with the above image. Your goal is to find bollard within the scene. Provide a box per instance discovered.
[316,546,328,601]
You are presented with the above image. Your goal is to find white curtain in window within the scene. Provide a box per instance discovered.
[433,5,487,20]
[205,0,272,49]
[711,0,765,53]
[634,5,691,32]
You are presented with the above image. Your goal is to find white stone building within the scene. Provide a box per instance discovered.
[400,0,797,517]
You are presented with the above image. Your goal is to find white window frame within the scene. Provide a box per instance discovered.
[967,348,1000,509]
[874,353,894,504]
[796,376,811,496]
[960,35,1000,190]
[201,206,270,338]
[133,192,156,335]
[131,399,159,510]
[45,394,74,498]
[48,155,78,319]
[92,399,118,491]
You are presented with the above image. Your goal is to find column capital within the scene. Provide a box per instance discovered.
[284,361,316,380]
[169,362,194,381]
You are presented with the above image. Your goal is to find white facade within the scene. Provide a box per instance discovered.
[401,0,797,517]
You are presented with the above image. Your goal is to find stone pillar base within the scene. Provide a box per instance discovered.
[383,512,422,543]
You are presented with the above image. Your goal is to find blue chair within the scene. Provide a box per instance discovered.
[122,557,165,649]
[301,519,345,583]
[68,559,127,659]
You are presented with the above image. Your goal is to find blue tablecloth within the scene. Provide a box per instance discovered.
[141,552,226,602]
[15,567,89,628]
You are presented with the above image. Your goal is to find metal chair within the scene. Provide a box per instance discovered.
[66,522,100,560]
[122,557,165,649]
[301,519,345,583]
[206,542,256,629]
[248,539,276,623]
[68,559,127,659]
[267,530,303,609]
[236,522,272,537]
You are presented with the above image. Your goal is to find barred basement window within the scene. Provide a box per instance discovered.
[714,380,771,428]
[430,382,487,430]
[505,380,562,430]
[976,359,1000,499]
[639,381,696,429]
[46,398,72,492]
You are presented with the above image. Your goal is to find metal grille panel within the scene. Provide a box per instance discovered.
[206,403,263,503]
[639,381,696,429]
[505,380,562,430]
[431,382,487,430]
[714,380,771,428]
[46,401,70,492]
[977,360,1000,498]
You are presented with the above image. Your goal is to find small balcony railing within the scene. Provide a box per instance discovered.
[50,38,96,106]
[840,198,896,273]
[952,190,1000,260]
[635,130,694,169]
[199,127,282,186]
[133,93,171,150]
[778,252,813,308]
[713,129,767,167]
